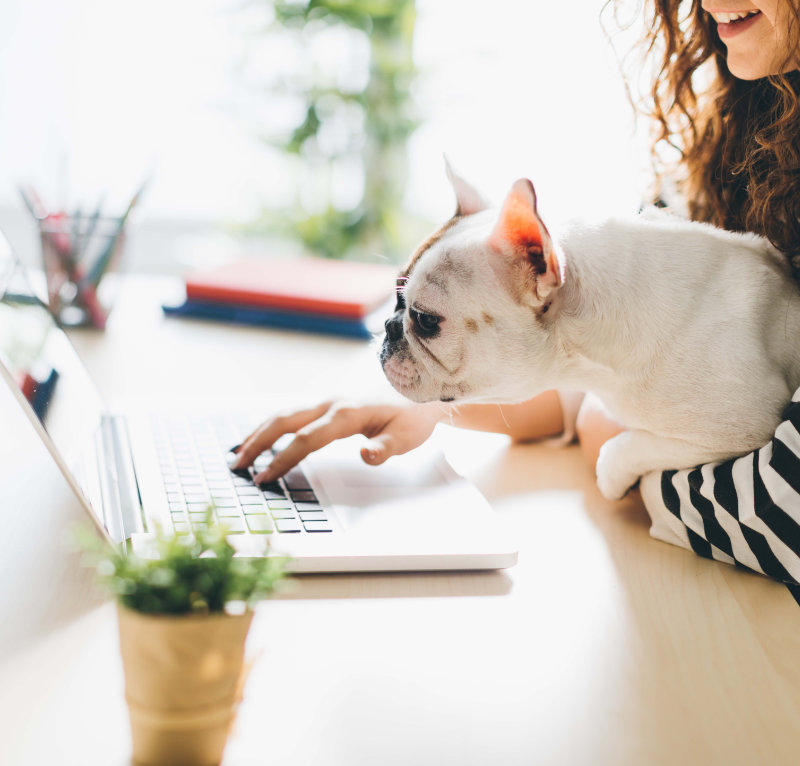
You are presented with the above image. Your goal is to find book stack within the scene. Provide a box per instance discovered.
[163,256,398,340]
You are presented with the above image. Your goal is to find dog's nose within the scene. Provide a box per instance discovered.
[384,315,404,343]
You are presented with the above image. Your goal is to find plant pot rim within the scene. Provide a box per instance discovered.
[116,604,253,622]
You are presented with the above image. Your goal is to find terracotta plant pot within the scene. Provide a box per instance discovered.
[116,605,254,766]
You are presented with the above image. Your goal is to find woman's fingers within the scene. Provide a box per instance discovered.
[230,401,334,470]
[233,401,444,484]
[360,429,413,465]
[360,403,442,465]
[253,404,381,483]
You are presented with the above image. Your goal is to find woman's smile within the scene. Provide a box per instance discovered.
[708,8,763,38]
[703,1,797,78]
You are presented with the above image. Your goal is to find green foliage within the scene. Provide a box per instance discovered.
[79,511,286,615]
[250,0,421,261]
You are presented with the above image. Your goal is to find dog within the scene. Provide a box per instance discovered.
[380,162,800,500]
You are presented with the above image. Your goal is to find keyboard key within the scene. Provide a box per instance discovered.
[243,505,268,515]
[295,503,324,512]
[236,486,260,496]
[216,507,241,518]
[246,515,274,534]
[275,519,302,533]
[239,496,266,506]
[184,493,210,504]
[303,520,333,533]
[283,467,312,491]
[222,517,246,534]
[290,490,317,503]
[168,502,185,511]
[299,511,326,522]
[211,498,238,508]
[187,502,210,512]
[173,522,190,535]
[260,485,287,500]
[270,507,296,520]
[266,499,292,510]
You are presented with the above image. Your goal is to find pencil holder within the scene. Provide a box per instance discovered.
[38,214,127,329]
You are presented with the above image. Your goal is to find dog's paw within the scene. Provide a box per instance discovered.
[595,441,638,501]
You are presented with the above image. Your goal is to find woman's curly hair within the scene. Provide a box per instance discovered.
[612,1,800,279]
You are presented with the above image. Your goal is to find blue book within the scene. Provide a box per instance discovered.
[162,298,384,340]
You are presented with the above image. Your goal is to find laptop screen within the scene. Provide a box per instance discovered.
[0,233,105,520]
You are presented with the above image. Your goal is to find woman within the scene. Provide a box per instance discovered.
[232,1,800,584]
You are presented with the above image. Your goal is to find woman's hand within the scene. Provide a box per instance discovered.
[575,392,626,470]
[229,390,614,486]
[230,400,445,484]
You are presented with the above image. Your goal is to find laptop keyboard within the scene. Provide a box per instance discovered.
[150,414,333,536]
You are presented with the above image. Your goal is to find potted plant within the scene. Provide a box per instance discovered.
[83,512,286,766]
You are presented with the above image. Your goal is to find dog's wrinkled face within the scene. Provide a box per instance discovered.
[380,164,564,405]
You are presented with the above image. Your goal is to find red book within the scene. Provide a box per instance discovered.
[185,257,398,319]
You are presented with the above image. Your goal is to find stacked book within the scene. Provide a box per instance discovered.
[163,256,398,340]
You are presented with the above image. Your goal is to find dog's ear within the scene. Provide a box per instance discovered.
[444,156,489,217]
[489,178,562,300]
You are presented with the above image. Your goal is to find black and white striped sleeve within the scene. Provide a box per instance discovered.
[639,387,800,585]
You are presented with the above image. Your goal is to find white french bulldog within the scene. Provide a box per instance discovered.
[380,162,800,500]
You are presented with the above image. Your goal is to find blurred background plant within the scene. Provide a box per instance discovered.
[243,0,423,261]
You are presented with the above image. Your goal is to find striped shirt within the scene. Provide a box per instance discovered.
[639,387,800,587]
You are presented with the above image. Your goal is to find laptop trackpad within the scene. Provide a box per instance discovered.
[331,454,444,490]
[306,436,451,494]
[305,437,488,534]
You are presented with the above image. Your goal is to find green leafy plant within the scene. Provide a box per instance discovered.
[80,511,286,615]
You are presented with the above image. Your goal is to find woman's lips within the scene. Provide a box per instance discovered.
[713,10,763,39]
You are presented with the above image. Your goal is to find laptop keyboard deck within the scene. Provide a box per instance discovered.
[151,414,333,536]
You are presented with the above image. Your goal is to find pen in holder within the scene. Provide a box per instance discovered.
[39,213,127,329]
[21,182,144,329]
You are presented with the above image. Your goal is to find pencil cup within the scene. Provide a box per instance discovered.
[38,214,127,329]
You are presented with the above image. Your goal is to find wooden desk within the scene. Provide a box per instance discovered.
[1,276,798,766]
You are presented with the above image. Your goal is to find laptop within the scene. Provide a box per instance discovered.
[0,233,517,573]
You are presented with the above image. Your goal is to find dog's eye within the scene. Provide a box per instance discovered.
[410,308,441,336]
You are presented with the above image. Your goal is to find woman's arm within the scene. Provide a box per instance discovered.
[446,390,566,442]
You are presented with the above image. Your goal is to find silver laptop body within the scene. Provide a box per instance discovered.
[0,234,517,573]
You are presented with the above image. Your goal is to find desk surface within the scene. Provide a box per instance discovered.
[1,275,799,766]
